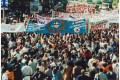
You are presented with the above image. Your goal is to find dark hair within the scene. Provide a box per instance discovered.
[102,63,107,67]
[53,68,57,74]
[67,61,74,67]
[113,60,117,63]
[59,66,63,71]
[31,58,33,62]
[48,65,51,69]
[74,61,79,66]
[8,66,13,72]
[109,67,113,71]
[107,60,112,65]
[25,61,28,65]
[99,68,103,72]
[36,68,39,71]
[2,67,7,73]
[93,63,97,67]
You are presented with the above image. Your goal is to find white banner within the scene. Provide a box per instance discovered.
[1,23,26,32]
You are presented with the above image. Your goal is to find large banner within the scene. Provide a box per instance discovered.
[1,23,25,32]
[66,3,95,13]
[26,19,86,33]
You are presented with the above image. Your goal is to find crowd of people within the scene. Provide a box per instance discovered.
[1,23,119,80]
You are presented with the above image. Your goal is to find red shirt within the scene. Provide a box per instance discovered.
[82,53,92,58]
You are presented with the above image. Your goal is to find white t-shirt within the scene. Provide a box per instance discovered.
[15,53,21,60]
[2,73,8,80]
[98,49,106,54]
[22,65,33,76]
[111,54,118,62]
[20,47,29,55]
[8,41,13,48]
[50,62,56,67]
[73,43,79,49]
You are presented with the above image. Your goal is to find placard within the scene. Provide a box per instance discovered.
[1,0,8,8]
[30,0,39,14]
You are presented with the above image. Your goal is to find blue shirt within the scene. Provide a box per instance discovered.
[36,43,42,49]
[52,71,61,80]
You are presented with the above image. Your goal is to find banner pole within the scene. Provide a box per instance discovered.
[3,8,5,20]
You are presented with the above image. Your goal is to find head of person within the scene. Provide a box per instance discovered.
[92,55,96,59]
[109,67,113,71]
[31,58,33,62]
[8,66,13,72]
[2,67,7,73]
[36,68,39,72]
[53,67,57,74]
[25,61,28,65]
[93,63,97,67]
[74,61,79,66]
[102,58,106,62]
[67,61,74,67]
[99,68,103,72]
[112,60,117,63]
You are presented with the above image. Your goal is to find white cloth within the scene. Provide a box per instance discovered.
[99,42,107,48]
[112,63,119,79]
[20,47,29,55]
[8,41,14,48]
[88,58,99,68]
[73,43,79,49]
[23,76,30,80]
[37,65,45,72]
[98,49,107,54]
[50,62,56,67]
[109,39,113,46]
[110,54,118,62]
[21,65,33,76]
[14,53,21,60]
[22,59,27,64]
[2,73,8,80]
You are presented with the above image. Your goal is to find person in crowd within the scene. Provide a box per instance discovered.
[14,65,22,80]
[72,61,82,80]
[21,61,33,80]
[2,68,8,80]
[77,69,89,80]
[52,66,61,80]
[63,61,74,80]
[6,66,14,80]
[45,65,53,79]
[28,58,37,73]
[106,67,116,80]
[94,68,108,80]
